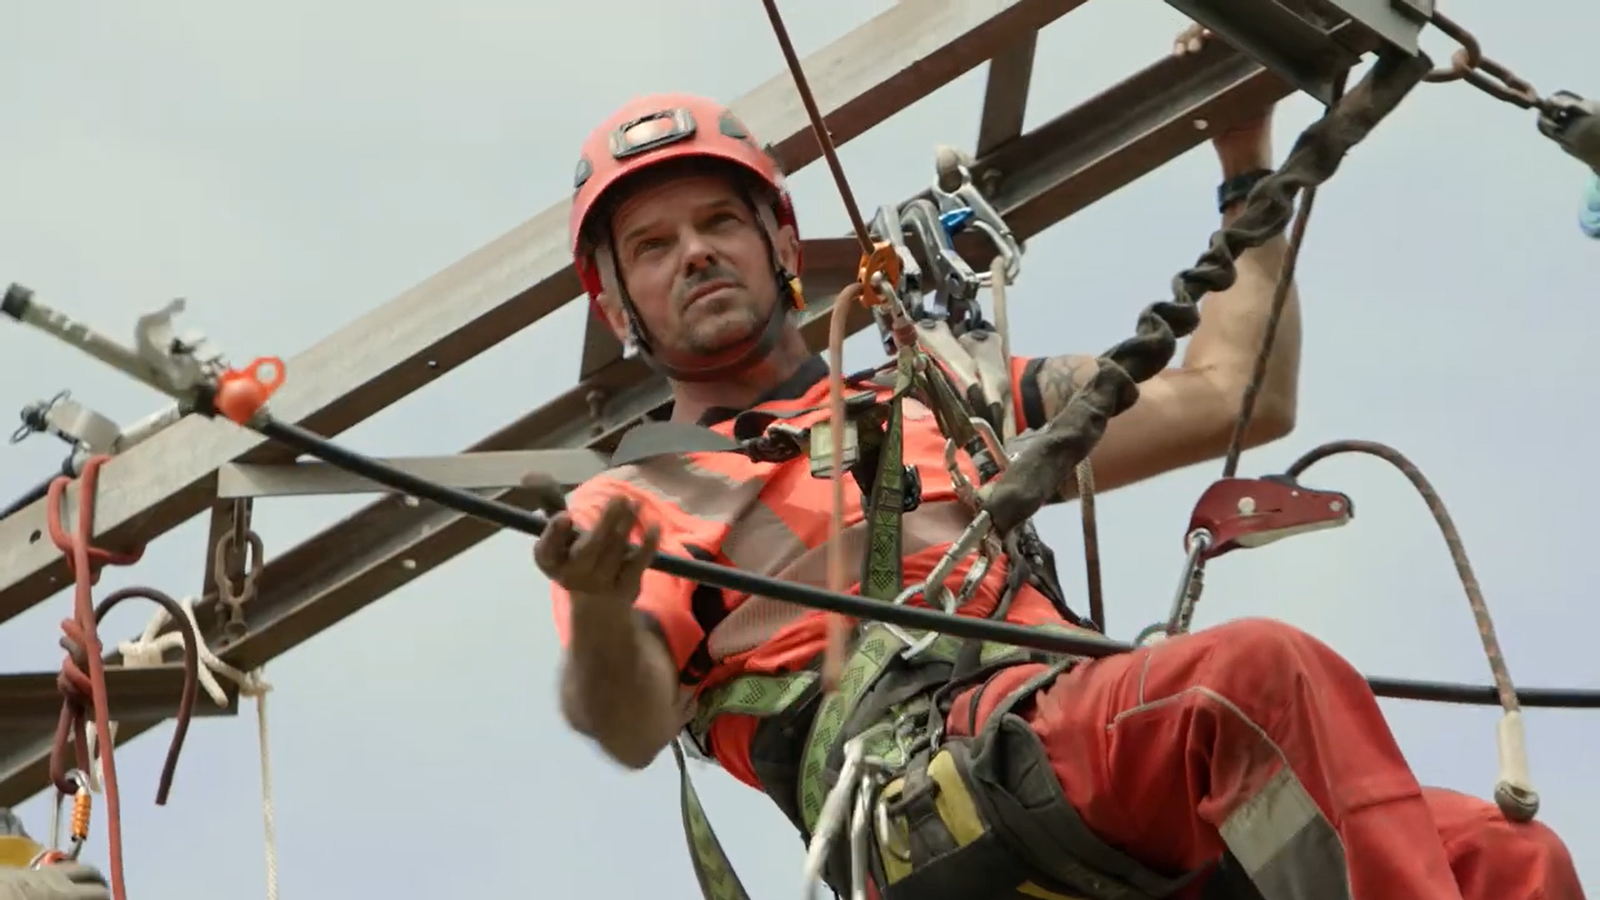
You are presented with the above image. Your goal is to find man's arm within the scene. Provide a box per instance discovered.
[1024,107,1300,496]
[538,488,702,771]
[559,606,685,770]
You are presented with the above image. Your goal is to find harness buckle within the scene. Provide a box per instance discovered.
[809,418,860,478]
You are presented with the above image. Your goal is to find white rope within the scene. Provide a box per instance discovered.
[112,597,278,900]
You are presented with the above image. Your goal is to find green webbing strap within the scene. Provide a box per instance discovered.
[796,624,914,831]
[858,348,916,602]
[673,740,752,900]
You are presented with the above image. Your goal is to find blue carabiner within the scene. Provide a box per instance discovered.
[938,207,976,238]
[1580,173,1600,239]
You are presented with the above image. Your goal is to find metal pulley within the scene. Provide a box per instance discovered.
[1538,90,1600,173]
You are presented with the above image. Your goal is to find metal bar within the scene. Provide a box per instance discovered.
[218,450,612,499]
[0,41,1315,805]
[0,665,237,722]
[1158,0,1425,105]
[0,0,1087,621]
[975,35,1302,243]
[976,33,1038,156]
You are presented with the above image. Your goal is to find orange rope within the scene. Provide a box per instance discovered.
[820,285,862,689]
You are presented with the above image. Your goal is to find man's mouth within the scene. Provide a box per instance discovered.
[683,280,737,310]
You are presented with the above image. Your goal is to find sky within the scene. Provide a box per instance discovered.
[0,0,1596,897]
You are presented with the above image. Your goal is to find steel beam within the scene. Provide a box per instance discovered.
[218,450,611,499]
[1159,0,1429,105]
[976,34,1038,157]
[0,665,236,722]
[0,40,1320,805]
[0,0,1088,622]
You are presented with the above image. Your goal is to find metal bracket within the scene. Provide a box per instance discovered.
[0,665,237,722]
[1160,0,1429,106]
[216,449,611,499]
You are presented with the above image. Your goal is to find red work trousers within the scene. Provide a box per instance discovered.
[950,618,1583,900]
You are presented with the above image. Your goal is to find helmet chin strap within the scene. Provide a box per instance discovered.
[620,272,797,383]
[601,193,800,384]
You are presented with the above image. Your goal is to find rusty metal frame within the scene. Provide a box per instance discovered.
[0,0,1090,619]
[0,29,1323,804]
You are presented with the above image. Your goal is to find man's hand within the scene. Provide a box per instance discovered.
[533,495,660,618]
[1171,23,1275,175]
[535,491,681,769]
[0,863,110,900]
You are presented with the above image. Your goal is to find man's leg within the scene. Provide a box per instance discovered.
[996,617,1465,900]
[1424,786,1584,900]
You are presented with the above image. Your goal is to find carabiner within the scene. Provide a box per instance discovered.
[38,770,90,868]
[868,205,926,353]
[900,199,981,324]
[929,163,1023,286]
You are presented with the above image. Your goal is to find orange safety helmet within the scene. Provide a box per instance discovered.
[569,93,801,300]
[568,94,806,381]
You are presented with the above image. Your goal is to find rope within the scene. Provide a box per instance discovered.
[1284,439,1540,819]
[821,284,860,690]
[119,600,279,899]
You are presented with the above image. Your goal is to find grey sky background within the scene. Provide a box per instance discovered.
[1,1,1596,897]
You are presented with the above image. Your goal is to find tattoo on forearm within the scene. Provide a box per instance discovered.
[1035,355,1098,420]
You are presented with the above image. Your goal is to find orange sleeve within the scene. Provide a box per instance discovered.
[546,477,709,680]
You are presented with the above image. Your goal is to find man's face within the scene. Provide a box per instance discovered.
[603,172,781,359]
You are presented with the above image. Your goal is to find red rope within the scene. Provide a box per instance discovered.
[45,455,141,900]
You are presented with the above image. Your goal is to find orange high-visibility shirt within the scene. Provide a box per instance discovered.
[549,353,1081,786]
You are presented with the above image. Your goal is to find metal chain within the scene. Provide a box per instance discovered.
[978,48,1436,536]
[1423,13,1550,113]
[212,527,264,640]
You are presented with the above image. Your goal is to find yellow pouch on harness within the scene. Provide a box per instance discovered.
[874,744,1089,900]
[0,835,45,868]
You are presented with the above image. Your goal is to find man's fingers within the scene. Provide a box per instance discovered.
[1172,23,1212,56]
[573,496,639,575]
[534,511,576,577]
[621,524,662,583]
[593,497,644,575]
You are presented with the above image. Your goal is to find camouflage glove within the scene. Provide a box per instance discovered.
[0,863,110,900]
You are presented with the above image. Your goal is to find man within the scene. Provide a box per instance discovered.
[536,32,1583,900]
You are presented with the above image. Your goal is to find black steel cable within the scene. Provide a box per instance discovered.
[252,415,1600,710]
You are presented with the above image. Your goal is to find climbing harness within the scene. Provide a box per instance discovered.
[5,5,1600,899]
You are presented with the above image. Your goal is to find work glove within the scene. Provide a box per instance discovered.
[0,862,110,900]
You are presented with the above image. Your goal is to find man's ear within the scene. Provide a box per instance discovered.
[594,290,630,341]
[773,222,802,274]
[592,247,632,341]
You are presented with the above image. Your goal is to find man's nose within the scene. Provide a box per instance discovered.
[679,226,719,270]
